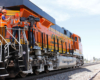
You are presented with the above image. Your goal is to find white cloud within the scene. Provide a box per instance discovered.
[30,0,71,22]
[54,12,70,22]
[54,0,100,15]
[40,6,70,22]
[30,0,100,22]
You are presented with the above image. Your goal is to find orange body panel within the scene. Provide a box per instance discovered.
[1,7,82,54]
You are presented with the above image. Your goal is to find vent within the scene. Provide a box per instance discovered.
[42,20,51,28]
[21,8,37,18]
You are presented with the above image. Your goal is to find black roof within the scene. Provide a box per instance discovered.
[51,25,64,34]
[51,25,73,37]
[0,0,55,24]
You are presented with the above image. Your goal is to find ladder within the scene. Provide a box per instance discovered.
[0,35,9,77]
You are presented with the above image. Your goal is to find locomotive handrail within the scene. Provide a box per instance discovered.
[18,28,23,57]
[7,28,51,36]
[0,34,10,58]
[6,29,23,57]
[0,40,2,62]
[6,28,22,46]
[0,34,8,44]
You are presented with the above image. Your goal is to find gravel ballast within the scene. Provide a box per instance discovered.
[37,64,100,80]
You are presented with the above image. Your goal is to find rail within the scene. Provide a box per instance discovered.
[7,28,22,46]
[0,34,10,60]
[0,40,2,62]
[7,28,23,57]
[6,27,51,57]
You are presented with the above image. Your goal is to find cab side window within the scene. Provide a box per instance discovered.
[75,37,77,41]
[64,30,66,35]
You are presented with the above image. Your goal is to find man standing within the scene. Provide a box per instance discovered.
[0,9,11,44]
[1,9,11,37]
[24,20,37,47]
[11,13,21,43]
[23,20,34,45]
[19,20,28,44]
[29,22,38,47]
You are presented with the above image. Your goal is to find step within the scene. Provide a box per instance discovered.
[22,70,33,74]
[22,71,29,74]
[18,60,24,65]
[19,65,25,67]
[0,74,9,77]
[18,60,23,62]
[0,68,5,70]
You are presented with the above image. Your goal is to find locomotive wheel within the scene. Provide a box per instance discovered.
[19,72,27,78]
[7,68,20,78]
[7,64,20,78]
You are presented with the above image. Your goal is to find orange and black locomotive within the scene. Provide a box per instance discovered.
[0,0,83,78]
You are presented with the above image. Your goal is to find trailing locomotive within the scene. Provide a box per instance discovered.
[0,0,84,78]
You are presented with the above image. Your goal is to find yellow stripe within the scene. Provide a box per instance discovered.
[50,27,73,41]
[7,10,20,16]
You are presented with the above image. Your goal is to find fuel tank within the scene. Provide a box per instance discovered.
[57,56,76,69]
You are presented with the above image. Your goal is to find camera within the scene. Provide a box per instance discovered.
[20,15,40,27]
[27,15,40,22]
[20,15,40,22]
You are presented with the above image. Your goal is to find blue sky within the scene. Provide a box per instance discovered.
[30,0,100,60]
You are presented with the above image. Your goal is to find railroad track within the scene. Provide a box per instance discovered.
[89,71,100,80]
[5,62,100,80]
